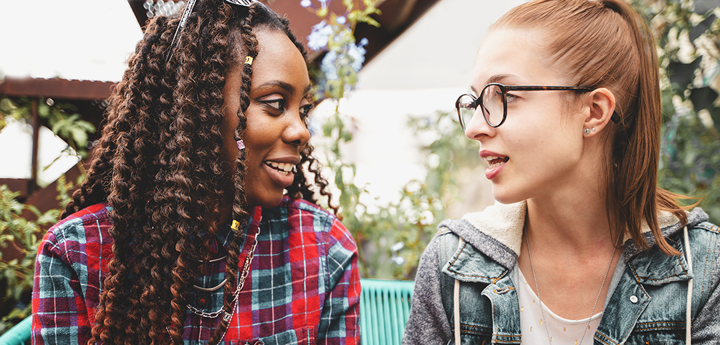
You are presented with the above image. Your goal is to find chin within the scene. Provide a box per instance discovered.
[257,193,285,209]
[490,185,525,205]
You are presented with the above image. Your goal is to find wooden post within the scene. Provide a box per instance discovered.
[29,98,39,195]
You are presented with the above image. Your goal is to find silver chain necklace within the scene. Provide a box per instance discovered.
[524,230,616,345]
[167,225,261,344]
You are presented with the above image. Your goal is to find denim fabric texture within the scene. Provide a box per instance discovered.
[403,207,720,345]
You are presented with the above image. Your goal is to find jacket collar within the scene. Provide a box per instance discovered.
[442,201,708,283]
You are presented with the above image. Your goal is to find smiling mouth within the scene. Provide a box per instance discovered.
[265,161,295,175]
[483,155,509,168]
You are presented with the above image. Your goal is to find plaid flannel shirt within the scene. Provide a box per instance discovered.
[32,196,360,345]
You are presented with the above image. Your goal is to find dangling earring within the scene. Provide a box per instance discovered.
[236,140,245,150]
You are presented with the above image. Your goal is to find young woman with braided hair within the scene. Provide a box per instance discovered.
[31,1,359,344]
[404,0,719,344]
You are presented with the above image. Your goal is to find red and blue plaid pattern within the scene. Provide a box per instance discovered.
[32,197,360,345]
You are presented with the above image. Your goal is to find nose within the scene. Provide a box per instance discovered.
[464,108,496,142]
[284,112,311,147]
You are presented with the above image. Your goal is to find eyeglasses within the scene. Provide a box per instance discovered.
[167,0,255,63]
[455,83,595,129]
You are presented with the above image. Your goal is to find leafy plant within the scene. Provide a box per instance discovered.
[0,97,96,162]
[309,0,720,279]
[302,0,481,278]
[0,96,92,333]
[0,177,74,334]
[631,0,720,223]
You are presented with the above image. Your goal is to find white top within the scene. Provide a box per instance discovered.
[517,269,603,345]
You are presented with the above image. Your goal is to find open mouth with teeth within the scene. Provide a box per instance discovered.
[265,161,295,176]
[484,156,509,168]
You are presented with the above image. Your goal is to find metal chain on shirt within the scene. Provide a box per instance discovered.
[186,225,260,318]
[167,224,261,344]
[524,229,616,345]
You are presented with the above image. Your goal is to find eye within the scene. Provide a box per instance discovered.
[506,93,519,103]
[260,98,285,114]
[299,104,314,117]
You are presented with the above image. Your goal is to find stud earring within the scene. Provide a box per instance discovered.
[591,127,596,132]
[584,128,590,135]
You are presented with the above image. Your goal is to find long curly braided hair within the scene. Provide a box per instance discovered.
[61,2,335,344]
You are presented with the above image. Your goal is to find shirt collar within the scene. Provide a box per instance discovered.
[214,206,263,254]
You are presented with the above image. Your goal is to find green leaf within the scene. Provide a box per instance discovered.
[37,210,60,225]
[38,103,49,117]
[71,127,88,148]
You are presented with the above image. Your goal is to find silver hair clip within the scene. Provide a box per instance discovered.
[166,0,257,63]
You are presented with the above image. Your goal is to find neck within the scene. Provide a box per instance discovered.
[525,183,618,257]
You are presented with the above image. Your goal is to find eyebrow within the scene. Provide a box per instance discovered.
[470,74,519,94]
[255,81,311,96]
[256,80,295,94]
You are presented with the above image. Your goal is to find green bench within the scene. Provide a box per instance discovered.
[0,279,414,345]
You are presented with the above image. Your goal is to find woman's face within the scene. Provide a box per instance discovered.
[465,28,588,204]
[221,27,312,209]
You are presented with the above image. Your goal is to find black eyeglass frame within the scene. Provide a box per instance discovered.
[455,83,620,129]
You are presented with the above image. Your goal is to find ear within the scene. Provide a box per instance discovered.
[583,88,616,137]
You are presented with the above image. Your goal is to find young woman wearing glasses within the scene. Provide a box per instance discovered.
[404,0,719,344]
[31,1,360,344]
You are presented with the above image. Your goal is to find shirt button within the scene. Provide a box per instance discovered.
[197,295,208,307]
[630,295,638,303]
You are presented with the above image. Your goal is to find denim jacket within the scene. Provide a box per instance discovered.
[403,202,720,344]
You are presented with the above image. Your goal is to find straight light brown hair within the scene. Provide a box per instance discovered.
[493,0,695,255]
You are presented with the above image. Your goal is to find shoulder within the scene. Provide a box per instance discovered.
[40,202,114,260]
[685,220,720,262]
[690,221,719,235]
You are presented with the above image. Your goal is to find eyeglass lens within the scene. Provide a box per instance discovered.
[457,94,477,129]
[457,84,505,128]
[482,84,505,126]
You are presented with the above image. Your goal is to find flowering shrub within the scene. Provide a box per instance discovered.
[302,0,378,100]
[303,0,479,278]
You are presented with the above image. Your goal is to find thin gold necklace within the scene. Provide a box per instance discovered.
[524,230,617,345]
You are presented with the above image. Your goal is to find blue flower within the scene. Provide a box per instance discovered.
[307,21,333,51]
[347,41,367,72]
[321,51,339,80]
[359,37,368,46]
[300,0,311,7]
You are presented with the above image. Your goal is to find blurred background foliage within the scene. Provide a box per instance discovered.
[313,0,720,280]
[631,0,720,223]
[0,97,88,332]
[0,0,719,335]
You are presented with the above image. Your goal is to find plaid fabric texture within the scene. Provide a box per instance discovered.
[32,197,360,345]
